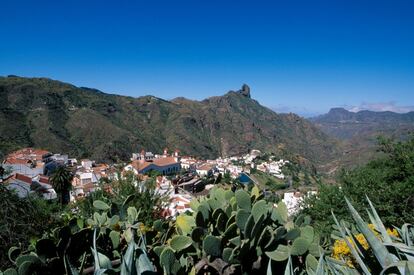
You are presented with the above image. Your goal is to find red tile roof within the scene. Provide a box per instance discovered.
[4,148,51,164]
[10,173,33,185]
[39,175,49,184]
[4,158,32,165]
[130,157,179,172]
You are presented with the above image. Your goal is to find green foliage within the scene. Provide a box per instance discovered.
[50,166,73,205]
[331,197,414,274]
[149,186,322,274]
[3,173,413,274]
[0,185,62,270]
[2,194,158,275]
[302,137,414,234]
[250,170,288,191]
[0,172,166,273]
[73,171,167,226]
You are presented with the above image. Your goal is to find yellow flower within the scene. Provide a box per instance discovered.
[331,224,398,268]
[139,223,147,234]
[387,228,399,238]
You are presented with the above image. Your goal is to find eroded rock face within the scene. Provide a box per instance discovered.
[238,84,251,98]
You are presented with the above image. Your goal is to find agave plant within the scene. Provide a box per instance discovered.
[331,196,414,274]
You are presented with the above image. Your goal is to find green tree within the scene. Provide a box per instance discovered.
[302,136,414,234]
[0,186,61,269]
[50,166,73,205]
[223,171,232,184]
[214,172,222,184]
[74,170,168,226]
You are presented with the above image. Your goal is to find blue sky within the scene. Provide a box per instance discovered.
[1,0,413,116]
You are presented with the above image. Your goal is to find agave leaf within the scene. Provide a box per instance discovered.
[365,196,392,243]
[121,241,136,275]
[379,260,414,275]
[315,254,325,275]
[64,254,79,275]
[284,256,294,275]
[400,224,414,247]
[345,197,395,268]
[91,229,112,272]
[136,248,155,274]
[325,256,358,274]
[332,210,371,275]
[343,225,365,257]
[385,243,414,261]
[266,258,272,275]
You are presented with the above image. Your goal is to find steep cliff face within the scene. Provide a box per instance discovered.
[0,76,339,165]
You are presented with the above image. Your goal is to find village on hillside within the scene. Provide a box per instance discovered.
[0,147,317,216]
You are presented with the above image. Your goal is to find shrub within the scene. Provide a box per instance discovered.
[302,137,414,234]
[0,186,62,270]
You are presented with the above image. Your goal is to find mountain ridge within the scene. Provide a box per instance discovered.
[313,107,414,124]
[311,107,414,167]
[0,76,339,167]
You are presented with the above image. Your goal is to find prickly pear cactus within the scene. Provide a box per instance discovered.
[151,186,322,274]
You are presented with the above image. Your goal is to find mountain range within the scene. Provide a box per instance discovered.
[2,76,413,173]
[310,107,414,168]
[0,76,339,167]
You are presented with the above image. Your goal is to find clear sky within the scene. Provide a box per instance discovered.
[1,0,414,116]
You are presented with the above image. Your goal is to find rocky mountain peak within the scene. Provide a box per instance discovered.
[238,84,251,98]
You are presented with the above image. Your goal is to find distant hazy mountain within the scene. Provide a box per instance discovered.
[0,76,339,167]
[311,107,414,139]
[310,107,414,167]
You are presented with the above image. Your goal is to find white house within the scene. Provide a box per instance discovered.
[196,163,215,176]
[282,191,317,215]
[81,159,93,170]
[3,173,57,200]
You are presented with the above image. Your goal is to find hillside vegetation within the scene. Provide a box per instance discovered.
[302,137,414,234]
[311,107,414,168]
[0,76,339,166]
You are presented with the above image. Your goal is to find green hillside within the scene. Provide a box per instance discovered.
[0,76,340,166]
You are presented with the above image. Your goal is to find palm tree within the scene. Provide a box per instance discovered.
[50,166,73,205]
